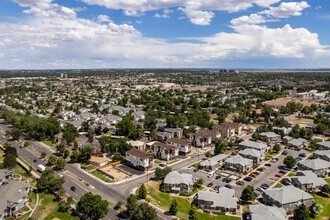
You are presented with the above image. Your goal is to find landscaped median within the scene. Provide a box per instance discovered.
[136,181,240,220]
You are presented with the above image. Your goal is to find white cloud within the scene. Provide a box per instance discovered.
[1,0,329,68]
[231,14,266,25]
[80,0,281,24]
[262,1,310,18]
[72,6,87,12]
[97,14,112,22]
[179,8,214,25]
[154,8,173,18]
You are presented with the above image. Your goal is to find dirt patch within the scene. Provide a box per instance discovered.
[264,97,324,107]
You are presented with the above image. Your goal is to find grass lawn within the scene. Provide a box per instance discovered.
[288,171,296,177]
[29,192,80,220]
[169,159,180,165]
[144,181,240,220]
[0,148,4,162]
[274,183,283,188]
[267,151,279,156]
[192,162,200,168]
[91,170,113,183]
[325,178,330,185]
[314,194,330,220]
[42,140,55,147]
[81,164,96,171]
[154,160,162,165]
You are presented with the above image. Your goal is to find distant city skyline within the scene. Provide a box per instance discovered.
[0,0,330,69]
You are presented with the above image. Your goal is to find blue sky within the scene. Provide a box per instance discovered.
[0,0,330,69]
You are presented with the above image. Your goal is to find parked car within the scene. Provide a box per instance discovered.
[58,173,64,177]
[252,171,260,176]
[270,158,278,163]
[299,153,307,157]
[257,167,264,172]
[215,175,221,180]
[223,178,231,183]
[71,186,77,191]
[282,150,288,155]
[249,173,257,178]
[20,146,23,149]
[33,159,37,163]
[257,186,265,192]
[187,167,193,170]
[265,163,272,167]
[275,174,282,178]
[254,192,260,197]
[244,177,253,182]
[225,184,232,189]
[194,168,199,172]
[207,182,213,187]
[213,185,220,190]
[261,183,269,188]
[279,170,287,174]
[281,166,292,171]
[236,181,244,186]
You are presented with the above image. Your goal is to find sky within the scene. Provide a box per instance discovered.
[0,0,330,69]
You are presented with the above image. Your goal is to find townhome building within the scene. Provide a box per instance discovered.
[224,155,253,173]
[0,170,14,186]
[186,132,212,148]
[262,185,314,211]
[150,142,179,161]
[289,170,327,192]
[249,204,287,220]
[239,148,265,165]
[0,181,31,220]
[197,128,221,142]
[238,140,268,152]
[313,150,330,162]
[298,159,329,176]
[316,141,330,150]
[125,149,155,171]
[259,132,281,142]
[163,171,193,193]
[193,188,238,212]
[166,138,192,155]
[287,138,310,150]
[200,154,228,170]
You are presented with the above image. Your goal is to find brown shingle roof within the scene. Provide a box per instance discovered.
[126,149,154,160]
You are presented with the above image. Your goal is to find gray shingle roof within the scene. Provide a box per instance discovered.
[263,185,313,205]
[316,141,330,149]
[298,159,330,170]
[200,154,228,167]
[239,148,264,158]
[249,204,287,220]
[291,170,327,187]
[239,140,267,151]
[225,155,253,166]
[164,171,192,186]
[197,188,237,209]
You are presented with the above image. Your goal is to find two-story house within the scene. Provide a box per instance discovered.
[150,142,179,161]
[186,132,211,148]
[125,149,155,171]
[224,155,253,173]
[166,138,192,155]
[163,171,193,193]
[239,148,265,165]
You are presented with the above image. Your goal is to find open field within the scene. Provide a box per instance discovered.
[264,97,324,107]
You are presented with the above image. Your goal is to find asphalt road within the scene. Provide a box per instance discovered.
[0,121,170,220]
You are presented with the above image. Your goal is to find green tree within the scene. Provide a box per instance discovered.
[193,178,204,188]
[48,155,57,166]
[155,167,172,180]
[205,151,212,158]
[320,184,330,195]
[189,205,198,220]
[88,129,94,143]
[252,132,260,141]
[273,143,281,153]
[169,199,178,215]
[114,201,123,210]
[149,129,157,141]
[214,138,227,155]
[55,157,66,170]
[77,192,109,220]
[11,128,21,140]
[126,194,139,218]
[36,169,65,192]
[78,145,93,163]
[58,201,70,212]
[70,150,78,163]
[241,185,256,201]
[138,184,147,199]
[293,204,310,220]
[24,141,30,148]
[63,149,69,159]
[139,203,157,220]
[62,123,78,144]
[4,146,17,157]
[3,154,17,169]
[41,152,47,159]
[284,155,296,168]
[56,144,65,155]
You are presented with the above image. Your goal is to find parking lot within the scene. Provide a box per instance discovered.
[178,148,309,197]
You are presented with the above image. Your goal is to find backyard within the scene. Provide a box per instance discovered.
[142,181,240,220]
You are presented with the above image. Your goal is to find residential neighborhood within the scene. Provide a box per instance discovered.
[0,70,328,220]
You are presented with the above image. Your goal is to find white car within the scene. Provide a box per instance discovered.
[58,173,64,177]
[187,167,193,170]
